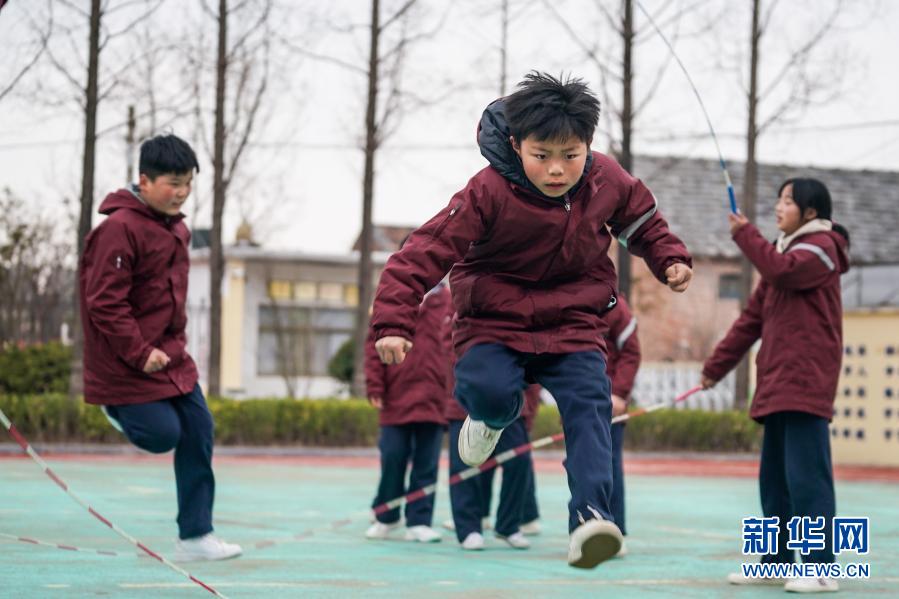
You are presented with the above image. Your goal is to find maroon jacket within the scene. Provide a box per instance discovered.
[79,189,198,405]
[703,224,849,422]
[600,295,641,401]
[371,99,690,357]
[365,284,452,426]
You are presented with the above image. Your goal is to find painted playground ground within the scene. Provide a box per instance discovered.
[1,449,898,598]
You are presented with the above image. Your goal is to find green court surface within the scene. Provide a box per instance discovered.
[1,453,897,598]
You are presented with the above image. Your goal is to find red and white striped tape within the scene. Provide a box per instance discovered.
[0,531,145,557]
[0,408,228,598]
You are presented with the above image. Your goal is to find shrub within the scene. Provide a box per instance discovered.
[0,342,71,394]
[327,339,355,384]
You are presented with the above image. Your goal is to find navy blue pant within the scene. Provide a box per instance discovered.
[759,411,835,565]
[455,343,613,533]
[610,422,626,535]
[449,418,531,541]
[521,460,540,524]
[105,384,215,540]
[481,447,540,525]
[372,422,443,526]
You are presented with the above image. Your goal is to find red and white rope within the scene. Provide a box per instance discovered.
[0,408,228,598]
[373,386,703,515]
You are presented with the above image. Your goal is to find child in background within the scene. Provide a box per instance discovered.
[444,384,543,539]
[364,282,452,543]
[518,385,543,535]
[599,294,641,556]
[702,178,849,593]
[445,390,533,551]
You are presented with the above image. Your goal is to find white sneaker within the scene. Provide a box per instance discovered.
[567,518,623,569]
[784,577,839,593]
[442,518,456,531]
[458,417,503,467]
[614,539,628,557]
[365,521,400,540]
[497,531,530,549]
[404,525,442,543]
[461,532,485,551]
[100,406,124,433]
[726,572,784,585]
[519,519,541,536]
[173,533,242,562]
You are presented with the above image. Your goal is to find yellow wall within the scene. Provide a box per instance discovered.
[220,260,245,391]
[831,309,899,466]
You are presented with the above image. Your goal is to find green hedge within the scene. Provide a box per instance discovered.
[530,405,761,452]
[0,395,761,451]
[0,342,71,394]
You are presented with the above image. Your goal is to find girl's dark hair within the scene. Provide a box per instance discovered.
[504,71,600,144]
[779,177,850,246]
[139,134,199,180]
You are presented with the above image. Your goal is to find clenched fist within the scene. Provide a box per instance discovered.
[143,348,170,373]
[375,336,413,365]
[665,263,693,293]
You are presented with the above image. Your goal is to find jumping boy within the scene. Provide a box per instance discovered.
[370,72,692,568]
[79,134,241,562]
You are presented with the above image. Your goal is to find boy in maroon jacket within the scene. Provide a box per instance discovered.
[364,282,451,543]
[370,72,692,568]
[80,134,240,562]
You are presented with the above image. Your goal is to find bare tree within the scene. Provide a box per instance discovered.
[0,1,54,102]
[0,189,73,346]
[352,0,447,398]
[13,0,168,396]
[543,0,718,298]
[733,0,850,408]
[205,0,274,396]
[272,1,451,396]
[64,0,103,398]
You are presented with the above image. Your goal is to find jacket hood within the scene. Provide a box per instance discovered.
[98,186,184,223]
[476,98,593,201]
[831,229,850,274]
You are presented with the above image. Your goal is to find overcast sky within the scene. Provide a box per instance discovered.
[1,0,897,254]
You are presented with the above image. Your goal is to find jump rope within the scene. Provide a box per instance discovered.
[1,386,702,570]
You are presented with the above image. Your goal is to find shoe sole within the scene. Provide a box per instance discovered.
[569,522,622,569]
[173,550,242,563]
[458,417,499,467]
[404,535,442,543]
[497,537,530,550]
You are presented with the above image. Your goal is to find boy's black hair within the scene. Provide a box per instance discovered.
[139,134,200,180]
[779,177,850,246]
[504,71,600,144]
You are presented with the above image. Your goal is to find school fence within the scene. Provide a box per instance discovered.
[632,362,735,412]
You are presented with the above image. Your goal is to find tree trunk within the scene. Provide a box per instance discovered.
[68,0,102,401]
[126,105,136,183]
[617,0,634,298]
[351,0,381,398]
[208,0,228,396]
[736,0,761,410]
